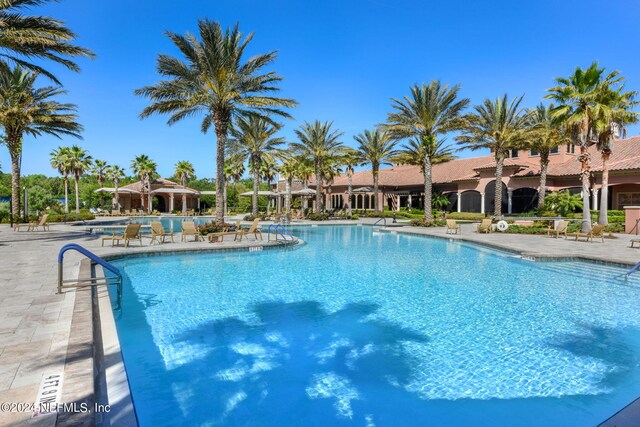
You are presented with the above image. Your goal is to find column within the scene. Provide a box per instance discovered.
[396,195,401,211]
[170,193,174,212]
[507,190,513,214]
[182,195,186,213]
[480,192,485,214]
[197,197,201,211]
[591,188,598,211]
[457,191,462,213]
[408,195,412,208]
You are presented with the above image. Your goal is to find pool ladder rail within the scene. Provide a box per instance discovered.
[373,217,387,226]
[627,261,640,281]
[267,223,295,242]
[57,244,122,300]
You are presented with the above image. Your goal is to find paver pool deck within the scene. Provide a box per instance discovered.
[0,219,639,426]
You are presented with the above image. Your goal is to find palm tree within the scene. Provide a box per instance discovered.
[342,150,359,216]
[0,64,82,218]
[228,116,284,216]
[296,156,314,211]
[278,153,298,216]
[321,157,343,211]
[457,94,531,217]
[50,146,71,212]
[383,81,469,221]
[592,86,639,224]
[392,137,455,215]
[67,145,92,213]
[0,0,94,83]
[526,104,569,208]
[353,129,398,212]
[546,62,623,231]
[92,159,109,207]
[131,154,157,213]
[224,153,245,214]
[107,165,126,210]
[174,160,195,213]
[135,20,296,224]
[290,121,344,213]
[259,157,278,215]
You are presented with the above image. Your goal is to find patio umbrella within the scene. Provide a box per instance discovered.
[239,191,277,196]
[291,188,317,196]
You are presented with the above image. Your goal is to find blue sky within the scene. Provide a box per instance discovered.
[3,0,640,178]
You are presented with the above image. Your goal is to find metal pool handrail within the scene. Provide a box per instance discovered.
[373,217,387,226]
[627,261,640,281]
[57,244,122,300]
[267,223,293,241]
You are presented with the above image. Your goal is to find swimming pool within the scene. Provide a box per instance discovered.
[110,225,640,426]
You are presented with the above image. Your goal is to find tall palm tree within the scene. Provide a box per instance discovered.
[50,146,71,212]
[174,160,195,213]
[278,153,298,216]
[383,81,469,221]
[457,94,530,217]
[526,104,569,208]
[592,86,639,224]
[392,137,455,215]
[546,62,623,231]
[290,121,344,213]
[353,129,398,212]
[0,0,94,83]
[131,154,157,213]
[67,145,92,213]
[259,157,278,215]
[107,165,125,210]
[0,63,82,218]
[228,116,284,216]
[92,159,109,207]
[224,153,245,214]
[135,20,296,224]
[295,156,314,211]
[342,150,359,216]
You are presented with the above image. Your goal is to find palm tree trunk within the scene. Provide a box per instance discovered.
[538,154,549,208]
[74,174,80,214]
[214,113,229,224]
[10,151,20,219]
[252,165,260,217]
[182,194,187,214]
[63,175,69,213]
[347,172,353,217]
[373,169,379,212]
[223,184,228,215]
[98,177,104,207]
[314,166,322,213]
[598,152,610,225]
[114,181,120,209]
[579,146,592,232]
[494,157,504,217]
[424,156,433,222]
[285,178,292,215]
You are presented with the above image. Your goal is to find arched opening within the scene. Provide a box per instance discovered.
[444,192,458,212]
[485,180,508,214]
[512,188,538,213]
[460,190,481,213]
[152,195,167,212]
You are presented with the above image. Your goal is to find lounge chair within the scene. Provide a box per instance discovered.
[124,210,131,216]
[14,214,50,232]
[446,219,461,235]
[207,220,242,243]
[568,224,606,243]
[631,239,640,248]
[181,221,201,242]
[111,209,122,216]
[477,218,493,233]
[236,218,262,241]
[150,221,174,244]
[547,220,569,239]
[102,223,142,247]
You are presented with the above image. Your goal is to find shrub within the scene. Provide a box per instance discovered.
[502,225,549,235]
[447,212,486,221]
[410,218,446,227]
[350,214,359,220]
[544,191,582,216]
[306,212,329,221]
[243,214,255,221]
[198,221,233,235]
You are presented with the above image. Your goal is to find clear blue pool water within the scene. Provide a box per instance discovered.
[110,225,640,426]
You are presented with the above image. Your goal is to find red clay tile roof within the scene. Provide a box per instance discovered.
[121,177,197,192]
[318,136,640,188]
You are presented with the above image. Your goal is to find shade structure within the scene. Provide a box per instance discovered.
[150,188,198,195]
[239,191,277,197]
[94,187,141,194]
[352,186,374,193]
[291,188,317,196]
[199,190,217,195]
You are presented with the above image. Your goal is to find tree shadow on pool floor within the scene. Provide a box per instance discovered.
[163,300,432,426]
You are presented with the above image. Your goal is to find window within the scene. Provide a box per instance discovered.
[550,147,559,154]
[566,144,576,154]
[530,149,538,156]
[506,149,519,158]
[618,192,640,208]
